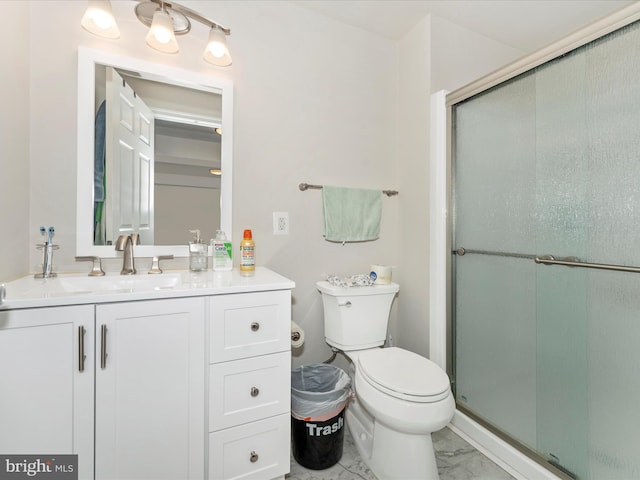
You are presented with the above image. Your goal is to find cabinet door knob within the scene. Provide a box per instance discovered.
[250,386,260,397]
[250,322,260,332]
[250,451,259,463]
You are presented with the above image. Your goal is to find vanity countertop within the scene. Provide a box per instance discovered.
[0,267,295,310]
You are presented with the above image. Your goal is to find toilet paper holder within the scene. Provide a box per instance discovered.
[291,321,305,348]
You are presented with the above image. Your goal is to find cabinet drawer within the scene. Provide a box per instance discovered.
[209,352,290,431]
[209,413,290,480]
[210,291,291,363]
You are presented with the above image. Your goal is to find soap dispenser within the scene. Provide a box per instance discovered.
[189,229,208,271]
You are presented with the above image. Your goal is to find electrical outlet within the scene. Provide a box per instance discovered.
[273,212,289,235]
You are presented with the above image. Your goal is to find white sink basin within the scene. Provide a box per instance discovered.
[11,272,186,299]
[56,273,183,294]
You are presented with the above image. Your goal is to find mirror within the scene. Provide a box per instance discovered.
[77,47,233,258]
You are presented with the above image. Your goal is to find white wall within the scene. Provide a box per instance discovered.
[4,0,526,365]
[430,15,523,94]
[212,1,401,366]
[395,17,432,356]
[0,1,30,281]
[17,0,399,366]
[395,14,525,358]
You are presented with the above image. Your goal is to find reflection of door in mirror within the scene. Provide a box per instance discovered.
[94,65,222,247]
[96,67,155,246]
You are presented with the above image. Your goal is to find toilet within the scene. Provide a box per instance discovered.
[317,280,454,480]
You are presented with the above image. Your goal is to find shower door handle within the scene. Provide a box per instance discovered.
[454,247,640,274]
[535,255,640,274]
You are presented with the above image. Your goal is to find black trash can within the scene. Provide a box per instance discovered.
[291,364,352,470]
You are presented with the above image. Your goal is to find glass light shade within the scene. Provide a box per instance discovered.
[146,10,179,54]
[203,28,232,67]
[81,0,120,39]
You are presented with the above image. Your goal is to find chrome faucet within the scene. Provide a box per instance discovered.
[115,234,139,275]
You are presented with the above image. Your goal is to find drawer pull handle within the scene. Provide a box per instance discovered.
[250,322,260,332]
[250,451,259,463]
[250,386,260,397]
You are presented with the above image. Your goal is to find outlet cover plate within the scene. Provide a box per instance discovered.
[273,212,289,235]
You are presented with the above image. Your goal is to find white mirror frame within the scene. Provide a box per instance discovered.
[76,47,233,258]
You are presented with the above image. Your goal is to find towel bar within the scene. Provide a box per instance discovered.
[298,183,398,197]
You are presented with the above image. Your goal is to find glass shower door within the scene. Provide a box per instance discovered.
[452,20,640,480]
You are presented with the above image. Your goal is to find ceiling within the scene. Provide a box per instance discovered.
[290,0,636,53]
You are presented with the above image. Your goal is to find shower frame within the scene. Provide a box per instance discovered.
[437,3,640,479]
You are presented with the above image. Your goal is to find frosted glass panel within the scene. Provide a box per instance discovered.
[588,271,640,479]
[585,24,640,267]
[455,73,536,254]
[534,50,588,258]
[453,19,640,480]
[455,255,536,448]
[535,266,588,480]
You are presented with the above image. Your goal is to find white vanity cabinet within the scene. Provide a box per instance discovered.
[95,297,205,480]
[0,305,95,478]
[208,290,292,480]
[0,268,295,480]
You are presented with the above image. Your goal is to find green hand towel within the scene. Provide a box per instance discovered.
[322,186,382,242]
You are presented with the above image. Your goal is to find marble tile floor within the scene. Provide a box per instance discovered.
[287,426,516,480]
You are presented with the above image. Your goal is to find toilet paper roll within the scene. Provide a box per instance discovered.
[291,321,305,348]
[370,264,392,285]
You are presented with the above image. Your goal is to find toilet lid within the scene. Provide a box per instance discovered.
[357,347,451,402]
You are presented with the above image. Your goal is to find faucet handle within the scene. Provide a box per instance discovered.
[75,256,105,276]
[149,255,174,274]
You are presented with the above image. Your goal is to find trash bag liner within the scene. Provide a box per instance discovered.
[291,364,351,420]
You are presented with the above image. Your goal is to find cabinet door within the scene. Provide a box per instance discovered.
[95,297,205,480]
[0,305,94,480]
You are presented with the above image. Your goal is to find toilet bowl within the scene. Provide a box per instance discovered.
[317,281,455,480]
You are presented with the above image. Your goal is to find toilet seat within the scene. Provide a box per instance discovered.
[357,347,451,403]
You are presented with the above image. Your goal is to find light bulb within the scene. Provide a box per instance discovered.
[153,28,173,45]
[81,0,120,39]
[207,42,227,58]
[146,9,179,53]
[91,11,114,30]
[203,27,232,66]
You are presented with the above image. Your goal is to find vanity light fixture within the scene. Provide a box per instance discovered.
[145,7,179,53]
[81,0,120,39]
[81,0,232,66]
[203,27,232,67]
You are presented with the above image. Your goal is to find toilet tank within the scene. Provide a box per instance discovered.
[316,281,399,351]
